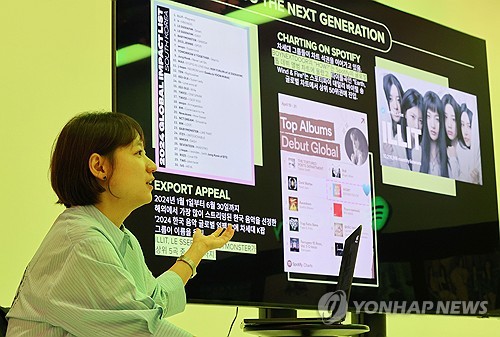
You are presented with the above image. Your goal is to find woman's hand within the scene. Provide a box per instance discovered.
[171,225,235,284]
[192,224,235,253]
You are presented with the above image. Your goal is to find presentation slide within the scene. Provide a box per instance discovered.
[118,0,496,302]
[151,0,377,283]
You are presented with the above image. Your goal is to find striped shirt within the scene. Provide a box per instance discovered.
[6,205,192,336]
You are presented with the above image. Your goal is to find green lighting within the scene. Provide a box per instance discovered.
[225,2,289,25]
[116,44,151,67]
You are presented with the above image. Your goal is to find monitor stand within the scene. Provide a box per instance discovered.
[241,307,370,336]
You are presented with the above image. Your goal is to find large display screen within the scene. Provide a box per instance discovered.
[116,0,500,314]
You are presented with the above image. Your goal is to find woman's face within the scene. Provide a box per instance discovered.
[444,104,457,141]
[389,85,401,122]
[405,106,422,130]
[461,112,472,147]
[427,108,440,141]
[107,135,157,210]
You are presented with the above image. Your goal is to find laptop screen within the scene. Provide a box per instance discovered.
[325,224,362,323]
[337,225,362,301]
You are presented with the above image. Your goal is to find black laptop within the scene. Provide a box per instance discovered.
[241,225,369,335]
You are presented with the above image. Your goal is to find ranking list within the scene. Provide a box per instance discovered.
[154,3,254,185]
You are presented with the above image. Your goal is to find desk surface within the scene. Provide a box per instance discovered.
[242,322,370,336]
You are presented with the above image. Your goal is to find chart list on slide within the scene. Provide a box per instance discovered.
[154,3,254,185]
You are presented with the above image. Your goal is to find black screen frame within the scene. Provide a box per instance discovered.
[115,0,500,316]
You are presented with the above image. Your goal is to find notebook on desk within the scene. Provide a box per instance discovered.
[242,225,366,329]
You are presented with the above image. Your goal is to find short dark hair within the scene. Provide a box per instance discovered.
[50,111,145,207]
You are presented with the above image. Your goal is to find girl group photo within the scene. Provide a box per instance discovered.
[376,69,482,185]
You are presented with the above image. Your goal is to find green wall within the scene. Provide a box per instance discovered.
[1,0,498,335]
[0,0,112,301]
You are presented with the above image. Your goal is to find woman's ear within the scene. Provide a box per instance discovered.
[89,153,109,181]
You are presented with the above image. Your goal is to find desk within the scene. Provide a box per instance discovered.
[242,322,370,336]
